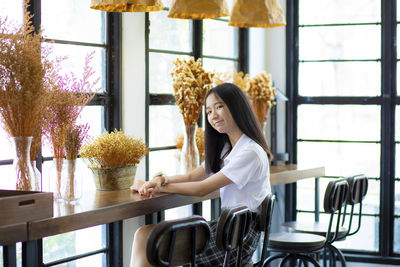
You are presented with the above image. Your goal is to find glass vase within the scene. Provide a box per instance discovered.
[11,137,36,191]
[31,161,41,191]
[61,159,82,203]
[180,124,199,174]
[49,158,64,200]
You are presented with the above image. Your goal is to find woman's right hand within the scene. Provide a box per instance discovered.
[137,176,163,197]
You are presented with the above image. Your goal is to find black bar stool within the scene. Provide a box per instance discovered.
[283,174,368,266]
[253,193,276,267]
[215,206,253,267]
[266,179,349,267]
[146,215,211,267]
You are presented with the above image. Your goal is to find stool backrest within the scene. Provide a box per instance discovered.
[323,179,349,244]
[256,193,275,265]
[343,174,368,237]
[146,215,211,267]
[216,206,252,267]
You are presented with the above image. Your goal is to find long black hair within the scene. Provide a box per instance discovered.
[204,83,272,173]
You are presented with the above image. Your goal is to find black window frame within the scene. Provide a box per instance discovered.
[286,0,400,264]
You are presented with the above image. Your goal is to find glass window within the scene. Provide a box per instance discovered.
[42,0,105,44]
[149,53,190,94]
[299,61,381,97]
[202,58,237,73]
[0,0,23,24]
[297,105,381,141]
[299,25,381,61]
[203,19,238,58]
[149,10,191,52]
[149,106,183,148]
[43,225,105,264]
[299,0,380,25]
[297,142,380,178]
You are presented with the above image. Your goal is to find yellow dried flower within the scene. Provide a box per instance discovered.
[246,71,276,124]
[213,69,250,91]
[171,57,214,125]
[80,130,148,169]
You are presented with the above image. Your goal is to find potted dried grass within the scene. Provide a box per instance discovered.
[80,130,148,191]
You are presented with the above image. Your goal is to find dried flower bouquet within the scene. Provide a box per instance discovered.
[80,130,148,169]
[247,71,276,125]
[171,57,214,126]
[0,4,57,190]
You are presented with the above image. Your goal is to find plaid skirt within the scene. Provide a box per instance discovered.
[195,217,260,267]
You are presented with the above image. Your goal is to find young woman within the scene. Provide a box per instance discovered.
[130,83,272,267]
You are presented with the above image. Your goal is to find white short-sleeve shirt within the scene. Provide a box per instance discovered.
[204,134,271,213]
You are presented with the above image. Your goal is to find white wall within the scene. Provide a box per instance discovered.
[121,12,146,267]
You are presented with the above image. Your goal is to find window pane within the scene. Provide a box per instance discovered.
[297,177,330,212]
[202,58,237,73]
[297,142,380,177]
[48,43,106,92]
[299,0,380,25]
[299,25,380,60]
[299,61,381,96]
[395,217,400,253]
[149,10,191,52]
[42,0,105,44]
[149,149,181,176]
[149,106,184,148]
[0,164,17,190]
[336,215,379,252]
[203,19,238,58]
[0,0,23,24]
[0,129,13,161]
[149,53,189,94]
[43,225,105,264]
[297,105,380,141]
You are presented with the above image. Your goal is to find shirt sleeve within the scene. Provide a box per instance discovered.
[220,149,261,189]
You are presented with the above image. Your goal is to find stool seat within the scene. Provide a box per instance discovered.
[282,221,348,239]
[269,232,326,253]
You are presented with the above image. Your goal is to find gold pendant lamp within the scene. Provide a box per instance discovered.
[168,0,229,19]
[90,0,163,12]
[229,0,286,28]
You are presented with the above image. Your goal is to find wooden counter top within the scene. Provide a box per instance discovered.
[24,165,324,241]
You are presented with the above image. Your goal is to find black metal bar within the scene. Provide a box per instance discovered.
[42,39,106,48]
[3,245,17,267]
[343,254,400,265]
[211,198,221,221]
[297,96,383,105]
[148,48,192,56]
[149,145,177,152]
[202,54,238,61]
[192,20,203,60]
[297,210,380,217]
[299,22,381,27]
[380,0,396,258]
[145,12,150,183]
[238,28,249,73]
[44,248,107,266]
[285,0,299,222]
[149,94,175,105]
[298,139,380,144]
[300,59,380,63]
[22,240,42,267]
[192,203,202,216]
[315,177,320,222]
[106,221,122,267]
[27,0,41,33]
[105,12,122,131]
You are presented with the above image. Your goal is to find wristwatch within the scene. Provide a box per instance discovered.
[153,171,168,186]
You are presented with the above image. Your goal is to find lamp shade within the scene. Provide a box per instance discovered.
[90,0,163,12]
[229,0,286,28]
[168,0,229,19]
